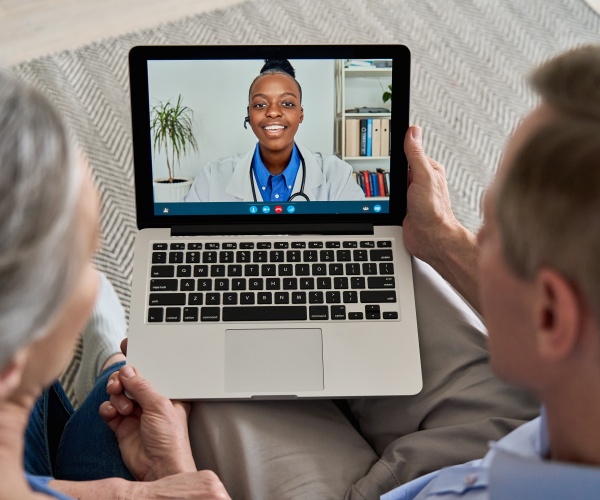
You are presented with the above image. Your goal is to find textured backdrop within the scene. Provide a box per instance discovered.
[9,0,599,401]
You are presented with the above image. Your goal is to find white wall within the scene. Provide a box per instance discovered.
[148,59,335,180]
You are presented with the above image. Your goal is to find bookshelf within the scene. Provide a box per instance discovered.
[335,60,392,199]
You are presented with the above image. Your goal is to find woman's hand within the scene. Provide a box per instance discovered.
[99,363,196,481]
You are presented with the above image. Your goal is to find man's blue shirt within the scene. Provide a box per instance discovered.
[382,409,600,499]
[252,143,301,202]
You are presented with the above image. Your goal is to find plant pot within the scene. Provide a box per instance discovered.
[153,178,193,202]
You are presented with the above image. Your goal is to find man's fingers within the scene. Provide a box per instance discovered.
[404,125,434,180]
[100,401,123,432]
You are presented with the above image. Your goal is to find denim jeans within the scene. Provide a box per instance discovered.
[24,361,134,481]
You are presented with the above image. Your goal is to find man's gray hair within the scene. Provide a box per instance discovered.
[496,45,600,318]
[0,71,83,369]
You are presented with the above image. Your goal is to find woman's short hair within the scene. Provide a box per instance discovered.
[0,71,84,369]
[496,45,600,318]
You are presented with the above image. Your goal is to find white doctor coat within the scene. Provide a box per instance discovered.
[184,142,365,202]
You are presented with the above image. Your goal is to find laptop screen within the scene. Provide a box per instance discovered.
[129,45,410,229]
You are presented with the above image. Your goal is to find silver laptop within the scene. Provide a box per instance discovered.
[126,44,422,399]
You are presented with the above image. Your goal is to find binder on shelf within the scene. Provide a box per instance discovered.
[366,118,373,156]
[359,119,368,156]
[361,170,371,196]
[371,118,381,156]
[370,173,379,196]
[380,119,390,158]
[377,172,386,196]
[345,119,360,157]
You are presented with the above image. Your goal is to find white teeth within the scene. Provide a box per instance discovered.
[265,125,284,131]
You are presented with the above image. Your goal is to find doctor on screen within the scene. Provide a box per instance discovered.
[184,59,365,202]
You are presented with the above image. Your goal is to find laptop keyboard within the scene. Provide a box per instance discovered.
[146,239,400,323]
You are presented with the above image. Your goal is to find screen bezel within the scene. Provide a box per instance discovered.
[129,44,410,230]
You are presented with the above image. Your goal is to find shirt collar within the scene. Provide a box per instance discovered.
[252,143,301,189]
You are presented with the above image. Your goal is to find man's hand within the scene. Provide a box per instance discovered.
[99,364,196,481]
[403,125,481,311]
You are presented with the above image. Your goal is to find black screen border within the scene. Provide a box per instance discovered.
[129,44,410,230]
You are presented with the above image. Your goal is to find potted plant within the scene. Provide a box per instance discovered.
[151,95,199,202]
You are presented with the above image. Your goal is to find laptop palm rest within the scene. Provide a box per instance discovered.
[224,329,324,393]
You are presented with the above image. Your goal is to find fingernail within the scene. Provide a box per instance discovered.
[104,403,114,413]
[411,126,421,142]
[107,378,114,387]
[118,400,130,412]
[121,366,135,378]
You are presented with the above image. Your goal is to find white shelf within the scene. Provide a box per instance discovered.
[344,112,391,118]
[344,68,392,78]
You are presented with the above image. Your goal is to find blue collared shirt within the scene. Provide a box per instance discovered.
[252,143,301,202]
[382,409,600,499]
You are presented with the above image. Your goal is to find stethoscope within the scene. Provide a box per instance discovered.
[249,148,311,202]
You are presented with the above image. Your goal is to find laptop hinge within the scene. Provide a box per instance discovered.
[171,223,374,237]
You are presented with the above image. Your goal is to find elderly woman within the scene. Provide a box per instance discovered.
[0,71,228,499]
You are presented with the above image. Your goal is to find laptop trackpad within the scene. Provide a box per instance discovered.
[224,329,324,393]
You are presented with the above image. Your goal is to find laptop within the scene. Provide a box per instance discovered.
[127,44,422,399]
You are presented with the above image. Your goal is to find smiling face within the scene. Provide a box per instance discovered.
[248,72,304,162]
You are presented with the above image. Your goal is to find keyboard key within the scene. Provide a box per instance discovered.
[278,264,294,276]
[274,242,289,249]
[153,243,168,250]
[152,252,167,264]
[377,240,393,248]
[206,293,220,305]
[149,293,185,306]
[275,292,290,304]
[351,277,366,289]
[215,279,229,291]
[320,250,334,262]
[222,306,307,321]
[169,252,184,264]
[148,307,164,322]
[334,277,349,289]
[262,264,276,276]
[283,278,298,290]
[227,265,243,277]
[210,265,226,277]
[266,278,280,290]
[245,264,259,276]
[223,242,237,250]
[368,277,396,289]
[232,278,247,290]
[292,292,307,304]
[379,262,395,275]
[194,265,209,277]
[257,292,272,304]
[303,250,318,262]
[309,291,324,304]
[150,279,178,292]
[343,241,358,248]
[353,250,368,261]
[286,250,301,262]
[188,293,203,305]
[326,291,341,304]
[188,242,202,250]
[201,307,220,321]
[312,264,327,276]
[349,312,363,320]
[205,243,220,250]
[317,277,332,289]
[197,279,212,291]
[249,278,264,290]
[329,263,343,275]
[186,251,200,263]
[223,293,238,305]
[240,292,255,304]
[346,263,361,275]
[236,251,251,263]
[183,307,199,322]
[383,311,399,320]
[361,291,397,303]
[326,241,341,248]
[309,305,328,320]
[360,241,375,248]
[291,242,306,248]
[331,305,346,320]
[165,307,181,322]
[270,251,285,262]
[203,252,217,263]
[151,265,174,277]
[343,291,358,303]
[170,243,185,250]
[300,278,315,290]
[362,263,378,275]
[257,242,271,249]
[295,264,310,276]
[365,305,381,320]
[180,279,195,291]
[240,242,254,249]
[337,250,351,261]
[220,251,234,263]
[309,241,323,248]
[370,249,393,261]
[177,265,192,277]
[253,251,268,263]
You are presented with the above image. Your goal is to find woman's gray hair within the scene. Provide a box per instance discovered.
[0,71,84,369]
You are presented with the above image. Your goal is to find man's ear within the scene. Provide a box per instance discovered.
[0,348,27,400]
[533,268,582,361]
[299,107,304,124]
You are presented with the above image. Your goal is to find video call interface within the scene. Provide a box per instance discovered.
[147,57,394,217]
